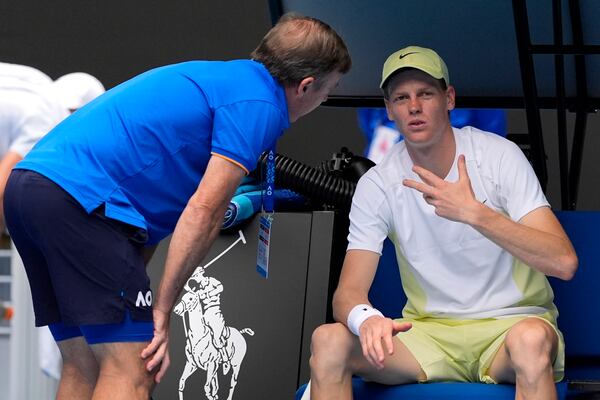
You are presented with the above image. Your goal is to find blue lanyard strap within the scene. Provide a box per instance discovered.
[262,149,275,213]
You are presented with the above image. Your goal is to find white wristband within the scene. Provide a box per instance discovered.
[347,304,383,336]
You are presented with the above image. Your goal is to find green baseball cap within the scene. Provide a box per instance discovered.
[380,46,449,88]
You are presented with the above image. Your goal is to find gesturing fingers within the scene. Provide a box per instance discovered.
[405,180,440,207]
[403,164,447,197]
[412,165,445,187]
[403,178,435,197]
[423,193,436,205]
[457,154,469,182]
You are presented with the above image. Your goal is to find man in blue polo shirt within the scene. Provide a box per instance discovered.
[4,13,351,400]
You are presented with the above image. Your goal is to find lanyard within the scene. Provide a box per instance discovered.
[262,148,276,213]
[257,147,276,278]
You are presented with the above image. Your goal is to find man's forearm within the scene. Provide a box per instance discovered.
[469,204,577,280]
[332,287,372,326]
[332,250,381,325]
[154,204,224,314]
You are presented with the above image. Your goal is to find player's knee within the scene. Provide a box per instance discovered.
[312,323,353,353]
[506,320,554,372]
[310,323,353,372]
[101,359,155,396]
[93,342,155,396]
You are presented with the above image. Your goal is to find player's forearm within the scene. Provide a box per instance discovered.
[469,204,577,280]
[332,250,381,325]
[155,203,224,314]
[332,287,371,325]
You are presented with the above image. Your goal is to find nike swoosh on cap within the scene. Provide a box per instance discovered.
[399,52,418,59]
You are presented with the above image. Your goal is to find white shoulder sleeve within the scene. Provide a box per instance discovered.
[347,171,392,254]
[496,140,550,221]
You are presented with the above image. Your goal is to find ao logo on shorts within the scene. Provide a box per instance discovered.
[136,290,153,307]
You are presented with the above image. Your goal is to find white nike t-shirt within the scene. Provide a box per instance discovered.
[348,126,557,320]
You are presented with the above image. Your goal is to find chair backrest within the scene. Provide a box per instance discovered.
[552,211,600,359]
[370,211,600,361]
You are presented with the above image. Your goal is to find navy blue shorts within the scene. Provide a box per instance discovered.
[4,169,153,342]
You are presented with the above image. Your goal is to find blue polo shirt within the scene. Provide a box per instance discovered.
[17,60,289,244]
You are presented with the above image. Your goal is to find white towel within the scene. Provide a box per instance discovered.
[38,326,62,380]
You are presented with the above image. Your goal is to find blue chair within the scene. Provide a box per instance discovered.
[296,211,600,399]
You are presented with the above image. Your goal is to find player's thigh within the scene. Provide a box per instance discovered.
[90,341,154,383]
[352,333,426,385]
[56,335,99,377]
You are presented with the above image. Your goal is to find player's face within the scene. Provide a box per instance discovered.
[384,72,455,149]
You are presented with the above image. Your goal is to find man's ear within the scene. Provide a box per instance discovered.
[446,85,456,111]
[383,98,394,121]
[297,77,315,96]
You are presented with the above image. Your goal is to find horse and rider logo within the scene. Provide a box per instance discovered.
[174,231,254,400]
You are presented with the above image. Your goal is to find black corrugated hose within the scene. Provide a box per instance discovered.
[256,152,357,210]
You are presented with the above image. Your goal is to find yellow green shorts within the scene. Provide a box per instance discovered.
[395,313,564,383]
